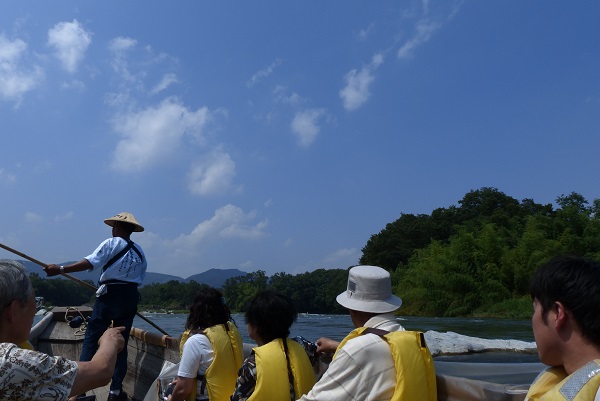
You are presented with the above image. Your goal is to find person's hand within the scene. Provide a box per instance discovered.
[316,337,340,354]
[98,326,126,352]
[44,264,62,277]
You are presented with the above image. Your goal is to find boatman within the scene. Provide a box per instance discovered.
[46,212,147,401]
[297,265,437,401]
[525,256,600,401]
[0,260,126,400]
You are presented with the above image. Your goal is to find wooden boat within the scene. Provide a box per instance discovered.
[29,307,542,401]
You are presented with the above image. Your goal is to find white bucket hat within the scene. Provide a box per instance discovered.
[336,265,402,313]
[104,212,145,232]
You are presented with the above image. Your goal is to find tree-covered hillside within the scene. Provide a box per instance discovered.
[360,188,600,317]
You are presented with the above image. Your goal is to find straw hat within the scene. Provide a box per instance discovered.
[336,265,402,314]
[104,212,144,232]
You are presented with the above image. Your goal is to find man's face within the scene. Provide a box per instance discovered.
[532,298,560,366]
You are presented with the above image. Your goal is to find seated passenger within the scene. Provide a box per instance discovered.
[0,260,125,401]
[230,290,315,401]
[169,287,244,401]
[525,256,600,401]
[298,265,436,401]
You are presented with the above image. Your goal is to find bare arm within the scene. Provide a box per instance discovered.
[45,259,93,277]
[168,377,195,401]
[69,327,125,397]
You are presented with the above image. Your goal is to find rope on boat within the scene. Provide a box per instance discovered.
[65,306,89,336]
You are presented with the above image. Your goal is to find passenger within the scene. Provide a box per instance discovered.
[168,287,244,401]
[0,260,125,400]
[230,290,315,401]
[525,256,600,401]
[46,211,147,401]
[298,265,436,401]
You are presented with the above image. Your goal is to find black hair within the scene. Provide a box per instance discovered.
[185,287,233,332]
[530,255,600,346]
[245,290,297,344]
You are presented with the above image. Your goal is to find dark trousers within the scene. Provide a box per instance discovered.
[80,283,139,392]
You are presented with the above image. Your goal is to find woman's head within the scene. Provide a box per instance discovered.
[186,287,232,331]
[245,290,297,344]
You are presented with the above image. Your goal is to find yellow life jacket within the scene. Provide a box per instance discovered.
[248,338,316,401]
[179,321,244,401]
[334,327,437,401]
[525,360,600,401]
[18,341,34,350]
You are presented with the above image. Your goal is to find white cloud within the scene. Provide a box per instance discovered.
[25,212,43,223]
[151,73,178,95]
[273,86,305,106]
[47,20,92,74]
[187,150,238,196]
[108,36,138,81]
[53,211,74,222]
[247,58,283,88]
[110,98,212,172]
[397,18,440,59]
[0,35,43,104]
[291,108,326,147]
[339,53,384,111]
[322,247,361,268]
[0,168,17,183]
[171,204,268,249]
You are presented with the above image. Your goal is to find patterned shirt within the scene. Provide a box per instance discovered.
[230,336,318,401]
[0,343,78,401]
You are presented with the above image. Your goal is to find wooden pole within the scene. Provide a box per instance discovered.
[0,242,171,336]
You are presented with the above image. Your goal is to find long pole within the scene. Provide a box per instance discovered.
[0,242,171,336]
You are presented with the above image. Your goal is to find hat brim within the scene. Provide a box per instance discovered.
[104,219,144,232]
[336,291,402,314]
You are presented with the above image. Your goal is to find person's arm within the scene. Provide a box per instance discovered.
[45,260,93,277]
[168,377,195,401]
[69,327,125,397]
[316,337,339,354]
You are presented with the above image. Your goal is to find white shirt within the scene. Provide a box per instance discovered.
[0,343,78,400]
[86,236,147,285]
[298,313,404,401]
[177,334,214,399]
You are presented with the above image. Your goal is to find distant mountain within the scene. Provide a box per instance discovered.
[185,268,246,288]
[15,259,246,288]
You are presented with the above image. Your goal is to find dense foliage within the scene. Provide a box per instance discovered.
[31,187,600,319]
[361,188,600,318]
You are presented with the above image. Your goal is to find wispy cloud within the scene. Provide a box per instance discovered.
[322,247,361,268]
[110,98,212,172]
[0,168,17,183]
[339,53,384,111]
[53,211,74,223]
[108,36,138,82]
[0,35,43,104]
[291,108,327,147]
[247,59,283,88]
[397,18,440,59]
[47,20,92,74]
[25,212,43,223]
[151,73,178,95]
[187,149,239,196]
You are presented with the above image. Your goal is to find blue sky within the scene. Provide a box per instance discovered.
[1,1,599,279]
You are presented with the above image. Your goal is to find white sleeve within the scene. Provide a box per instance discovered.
[177,335,213,378]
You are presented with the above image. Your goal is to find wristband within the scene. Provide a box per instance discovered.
[60,266,65,274]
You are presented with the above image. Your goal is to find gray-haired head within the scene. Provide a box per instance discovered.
[0,260,33,316]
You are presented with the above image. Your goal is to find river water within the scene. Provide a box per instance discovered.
[131,312,535,343]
